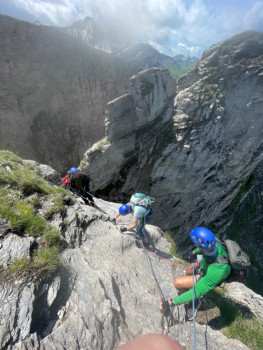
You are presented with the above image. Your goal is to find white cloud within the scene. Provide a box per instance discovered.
[13,0,79,25]
[244,1,263,31]
[174,42,201,57]
[2,0,263,57]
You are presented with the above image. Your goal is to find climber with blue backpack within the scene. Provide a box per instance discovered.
[113,193,154,244]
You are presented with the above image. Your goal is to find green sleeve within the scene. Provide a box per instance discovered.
[193,247,201,254]
[173,264,231,305]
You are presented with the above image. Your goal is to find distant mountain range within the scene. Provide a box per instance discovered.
[62,17,199,80]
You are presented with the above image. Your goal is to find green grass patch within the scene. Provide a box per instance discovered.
[26,194,42,208]
[32,246,61,277]
[164,231,187,265]
[206,289,238,324]
[18,170,50,196]
[206,288,263,349]
[44,190,68,219]
[0,150,23,166]
[0,199,46,237]
[0,163,50,196]
[0,150,65,280]
[9,257,31,274]
[9,246,61,279]
[225,313,263,350]
[44,227,61,247]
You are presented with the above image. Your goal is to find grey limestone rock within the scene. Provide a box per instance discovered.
[0,234,34,267]
[39,164,61,184]
[0,280,35,348]
[225,282,263,323]
[0,197,252,349]
[85,67,176,191]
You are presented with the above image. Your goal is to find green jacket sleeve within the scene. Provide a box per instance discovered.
[173,263,231,305]
[193,247,201,254]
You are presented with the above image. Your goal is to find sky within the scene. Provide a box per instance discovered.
[0,0,263,57]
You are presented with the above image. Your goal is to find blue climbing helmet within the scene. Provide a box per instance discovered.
[190,227,216,252]
[119,204,131,215]
[70,167,79,174]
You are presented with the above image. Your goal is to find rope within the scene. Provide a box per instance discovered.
[192,263,197,350]
[119,231,175,333]
[143,249,173,300]
[139,238,175,334]
[143,246,188,269]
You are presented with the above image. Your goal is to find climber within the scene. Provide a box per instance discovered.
[113,195,151,244]
[159,227,231,321]
[69,167,95,205]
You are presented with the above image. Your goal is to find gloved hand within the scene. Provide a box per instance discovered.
[159,299,173,317]
[185,250,195,261]
[120,226,127,233]
[111,218,117,224]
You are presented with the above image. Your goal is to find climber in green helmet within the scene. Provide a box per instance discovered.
[159,227,231,321]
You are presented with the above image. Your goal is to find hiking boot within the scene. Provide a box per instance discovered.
[185,299,201,321]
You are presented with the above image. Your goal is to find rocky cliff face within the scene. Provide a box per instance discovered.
[0,15,139,173]
[62,16,127,53]
[83,31,263,256]
[83,67,176,193]
[1,154,260,349]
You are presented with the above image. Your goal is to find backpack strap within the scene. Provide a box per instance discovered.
[210,239,230,265]
[215,256,230,265]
